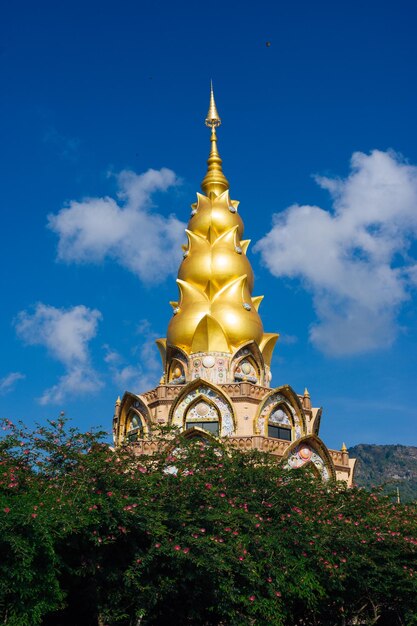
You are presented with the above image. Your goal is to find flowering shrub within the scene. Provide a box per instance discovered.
[1,417,417,625]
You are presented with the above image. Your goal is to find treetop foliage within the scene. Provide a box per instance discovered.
[1,417,417,626]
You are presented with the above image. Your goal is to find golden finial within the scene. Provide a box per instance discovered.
[116,395,121,406]
[205,80,221,128]
[201,81,229,198]
[302,387,311,410]
[341,442,347,452]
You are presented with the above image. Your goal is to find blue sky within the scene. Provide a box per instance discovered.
[1,0,417,449]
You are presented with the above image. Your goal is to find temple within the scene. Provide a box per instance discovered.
[112,85,356,485]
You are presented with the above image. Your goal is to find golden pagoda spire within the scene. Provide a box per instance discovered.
[201,82,229,198]
[158,84,278,385]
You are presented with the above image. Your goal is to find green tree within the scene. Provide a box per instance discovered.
[1,417,417,625]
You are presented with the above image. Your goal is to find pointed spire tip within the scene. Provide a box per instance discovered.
[201,81,229,197]
[205,80,221,128]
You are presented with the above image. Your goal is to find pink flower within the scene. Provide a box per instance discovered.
[31,513,37,519]
[107,492,113,497]
[275,591,282,597]
[249,595,256,602]
[155,543,161,548]
[4,507,10,514]
[183,547,190,553]
[220,493,226,497]
[174,545,181,551]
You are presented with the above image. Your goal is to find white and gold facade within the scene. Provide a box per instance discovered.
[112,86,356,485]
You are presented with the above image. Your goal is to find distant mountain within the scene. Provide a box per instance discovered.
[348,444,417,502]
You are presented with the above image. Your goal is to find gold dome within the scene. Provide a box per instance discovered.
[161,84,278,364]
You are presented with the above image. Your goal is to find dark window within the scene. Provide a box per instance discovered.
[127,427,143,442]
[268,425,291,441]
[186,421,219,435]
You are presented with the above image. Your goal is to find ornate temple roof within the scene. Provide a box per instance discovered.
[159,84,278,365]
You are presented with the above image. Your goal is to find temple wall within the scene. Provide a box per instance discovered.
[113,380,355,485]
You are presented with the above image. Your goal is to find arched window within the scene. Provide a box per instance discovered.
[268,405,292,441]
[168,359,186,384]
[233,357,259,384]
[185,399,220,436]
[126,411,145,442]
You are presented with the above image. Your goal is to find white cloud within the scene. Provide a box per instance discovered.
[0,372,25,395]
[38,368,102,406]
[255,150,417,356]
[278,334,298,346]
[111,364,142,388]
[15,303,102,404]
[105,319,162,393]
[47,167,186,283]
[102,345,122,365]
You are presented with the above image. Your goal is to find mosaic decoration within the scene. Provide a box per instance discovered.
[286,444,330,481]
[186,400,219,421]
[234,358,258,384]
[169,362,186,384]
[130,399,150,425]
[232,345,265,385]
[128,414,140,430]
[190,352,231,384]
[257,393,303,439]
[234,347,250,358]
[269,408,291,426]
[202,355,215,368]
[172,385,234,436]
